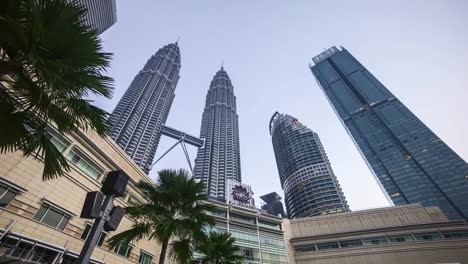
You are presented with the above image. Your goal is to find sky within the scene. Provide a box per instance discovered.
[94,0,468,211]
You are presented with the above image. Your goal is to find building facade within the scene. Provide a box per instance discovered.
[109,43,181,173]
[260,192,285,218]
[0,124,285,264]
[269,112,349,219]
[199,200,288,264]
[74,0,117,35]
[310,46,468,220]
[0,128,164,264]
[284,204,468,264]
[193,67,241,199]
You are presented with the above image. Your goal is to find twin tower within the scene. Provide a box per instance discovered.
[109,43,468,221]
[109,43,241,199]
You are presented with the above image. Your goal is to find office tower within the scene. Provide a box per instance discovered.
[310,46,468,220]
[109,43,181,173]
[260,192,285,217]
[193,67,241,199]
[269,112,349,219]
[74,0,117,35]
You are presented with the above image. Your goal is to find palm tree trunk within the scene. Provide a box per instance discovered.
[158,238,169,264]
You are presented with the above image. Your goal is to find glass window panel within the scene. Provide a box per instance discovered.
[34,204,71,230]
[388,234,414,243]
[363,237,388,246]
[42,208,64,228]
[316,242,339,250]
[33,206,48,221]
[0,189,16,208]
[57,215,70,231]
[295,245,316,252]
[81,224,92,240]
[413,232,442,241]
[339,239,363,248]
[139,252,153,264]
[442,230,468,239]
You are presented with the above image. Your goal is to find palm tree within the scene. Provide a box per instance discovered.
[109,169,216,264]
[194,231,243,264]
[0,0,113,179]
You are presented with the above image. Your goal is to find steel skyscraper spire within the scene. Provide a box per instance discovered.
[194,67,241,199]
[109,43,181,173]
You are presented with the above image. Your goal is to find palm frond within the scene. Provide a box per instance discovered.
[0,0,114,179]
[169,239,193,264]
[108,222,152,250]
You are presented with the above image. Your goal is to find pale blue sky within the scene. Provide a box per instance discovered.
[94,0,468,210]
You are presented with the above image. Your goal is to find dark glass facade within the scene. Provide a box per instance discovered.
[193,67,241,199]
[269,112,349,219]
[310,46,468,220]
[109,43,181,173]
[260,192,285,217]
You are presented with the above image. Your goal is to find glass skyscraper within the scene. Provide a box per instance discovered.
[269,112,349,219]
[109,43,181,173]
[73,0,117,35]
[310,46,468,220]
[193,67,241,199]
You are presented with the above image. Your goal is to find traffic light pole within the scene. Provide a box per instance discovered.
[77,194,115,264]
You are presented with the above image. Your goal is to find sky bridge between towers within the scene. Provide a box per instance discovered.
[148,124,204,173]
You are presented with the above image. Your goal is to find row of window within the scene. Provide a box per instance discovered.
[295,230,468,252]
[1,178,150,262]
[0,235,153,264]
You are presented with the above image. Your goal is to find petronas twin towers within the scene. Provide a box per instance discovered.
[110,43,241,199]
[193,67,241,198]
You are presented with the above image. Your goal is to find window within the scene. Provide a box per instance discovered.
[81,223,108,247]
[139,251,153,264]
[339,239,363,248]
[442,230,468,239]
[127,194,141,206]
[114,243,133,258]
[33,204,71,230]
[295,244,316,252]
[414,232,442,241]
[388,234,414,243]
[67,149,103,180]
[363,237,388,246]
[0,182,18,208]
[0,237,58,263]
[47,133,67,152]
[316,242,339,250]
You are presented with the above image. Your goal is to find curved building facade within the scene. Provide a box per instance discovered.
[270,112,349,219]
[109,43,181,173]
[194,67,241,199]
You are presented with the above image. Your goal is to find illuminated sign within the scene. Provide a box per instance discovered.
[226,180,255,208]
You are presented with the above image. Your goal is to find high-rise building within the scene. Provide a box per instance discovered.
[193,67,241,199]
[110,43,181,173]
[73,0,117,35]
[310,46,468,220]
[260,192,285,217]
[269,112,349,219]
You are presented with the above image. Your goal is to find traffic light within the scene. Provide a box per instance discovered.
[101,170,129,197]
[80,191,104,219]
[104,206,125,231]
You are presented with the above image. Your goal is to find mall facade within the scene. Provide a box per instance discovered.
[0,127,287,264]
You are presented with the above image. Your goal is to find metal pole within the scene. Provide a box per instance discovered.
[77,194,115,264]
[149,139,182,170]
